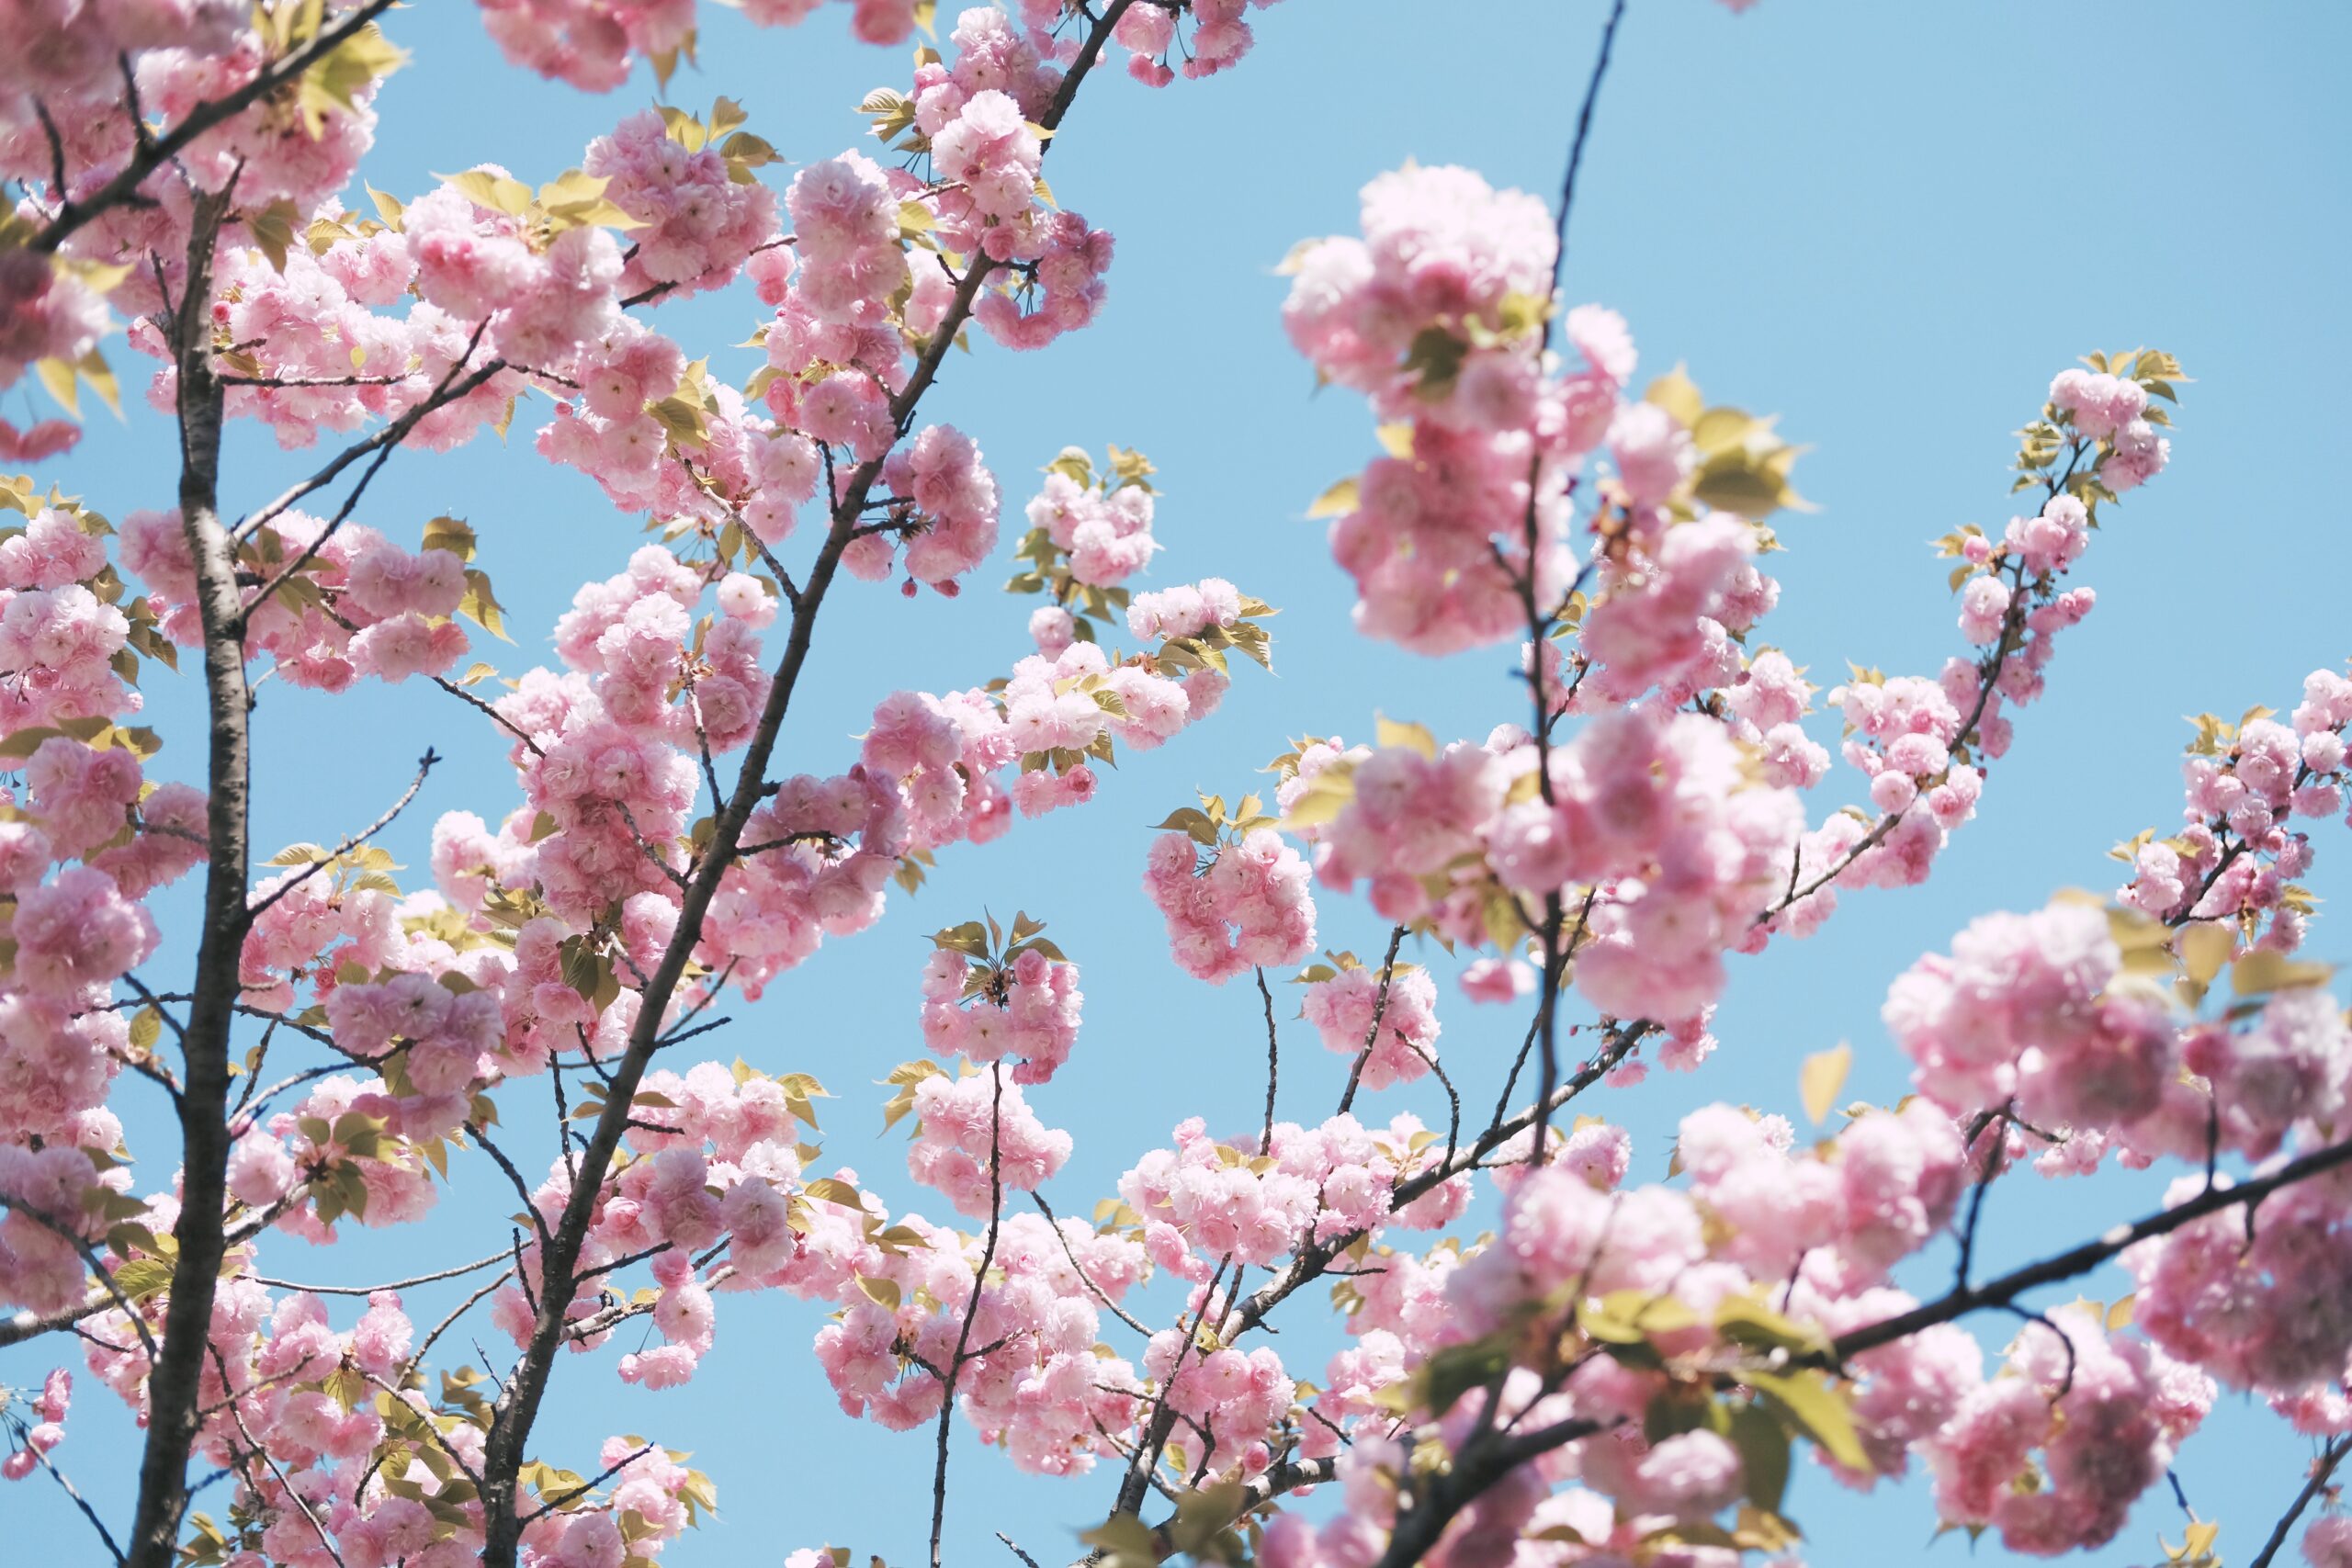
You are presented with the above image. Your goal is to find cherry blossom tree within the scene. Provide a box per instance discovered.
[1,4,2347,1568]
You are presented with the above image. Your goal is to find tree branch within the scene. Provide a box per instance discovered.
[30,0,401,254]
[121,181,246,1568]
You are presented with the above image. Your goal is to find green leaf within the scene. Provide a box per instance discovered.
[1746,1367,1868,1472]
[1078,1512,1157,1568]
[111,1257,175,1303]
[1728,1400,1792,1512]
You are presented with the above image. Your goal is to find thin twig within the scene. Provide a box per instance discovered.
[245,1247,512,1297]
[931,1063,1008,1568]
[2248,1435,2352,1568]
[244,751,438,921]
[1255,965,1282,1147]
[1336,926,1408,1115]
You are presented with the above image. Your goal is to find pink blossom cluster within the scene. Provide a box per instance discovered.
[1299,960,1440,1091]
[0,1367,71,1482]
[0,6,389,390]
[860,685,1016,848]
[1674,1100,1966,1282]
[134,235,516,454]
[12,735,198,905]
[1716,646,1831,791]
[1142,1303,1295,1479]
[1882,901,2179,1137]
[811,1207,1146,1470]
[1024,463,1158,586]
[0,254,108,401]
[548,544,771,748]
[1920,1305,2211,1553]
[694,765,909,997]
[1288,173,1731,658]
[136,26,384,209]
[540,347,764,523]
[478,0,934,91]
[70,1257,709,1565]
[904,1068,1072,1219]
[405,178,626,367]
[926,91,1045,256]
[514,707,700,924]
[919,7,1062,124]
[472,0,697,92]
[1116,1111,1463,1278]
[850,423,1002,592]
[971,209,1114,351]
[2124,1165,2352,1397]
[786,150,910,336]
[0,1142,114,1314]
[0,508,136,729]
[1004,631,1222,771]
[0,0,235,169]
[125,509,476,687]
[1254,1097,2224,1549]
[1310,708,1804,1021]
[1887,898,2352,1182]
[1575,514,1773,703]
[1307,736,1511,927]
[518,1436,709,1568]
[1089,0,1289,85]
[2119,667,2351,944]
[583,110,781,300]
[1143,827,1317,984]
[0,510,208,1309]
[1124,574,1241,642]
[919,942,1084,1087]
[477,1063,821,1390]
[0,415,81,464]
[325,972,506,1110]
[2049,367,2171,491]
[1774,462,2180,942]
[1283,166,1634,653]
[254,1073,440,1244]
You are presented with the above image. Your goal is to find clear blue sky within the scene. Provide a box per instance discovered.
[12,1,2352,1562]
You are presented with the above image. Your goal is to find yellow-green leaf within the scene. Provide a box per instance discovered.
[1799,1043,1850,1126]
[1375,715,1437,761]
[1306,475,1359,520]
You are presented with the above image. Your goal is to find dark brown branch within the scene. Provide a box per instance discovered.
[1254,965,1281,1147]
[2249,1435,2352,1568]
[120,182,245,1568]
[31,0,401,254]
[1335,926,1408,1114]
[1829,1134,2352,1363]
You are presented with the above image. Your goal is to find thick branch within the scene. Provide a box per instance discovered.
[122,184,247,1568]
